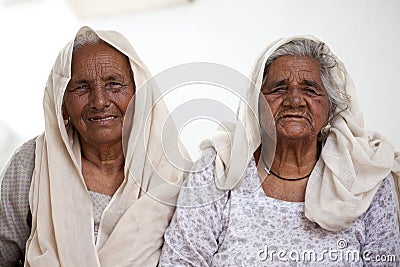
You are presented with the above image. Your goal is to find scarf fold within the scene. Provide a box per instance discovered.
[25,26,187,266]
[202,34,400,231]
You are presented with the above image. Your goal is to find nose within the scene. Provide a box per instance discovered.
[89,84,110,110]
[282,87,305,108]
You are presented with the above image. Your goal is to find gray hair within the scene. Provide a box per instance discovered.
[73,30,104,51]
[263,39,350,119]
[70,30,135,91]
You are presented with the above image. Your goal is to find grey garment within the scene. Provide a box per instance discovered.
[0,122,23,174]
[89,190,112,241]
[0,139,112,267]
[160,147,400,267]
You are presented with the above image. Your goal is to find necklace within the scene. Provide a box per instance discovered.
[264,167,311,181]
[259,150,312,181]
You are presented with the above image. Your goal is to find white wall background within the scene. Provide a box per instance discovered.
[0,0,399,169]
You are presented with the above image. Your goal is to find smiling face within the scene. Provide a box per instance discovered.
[261,56,330,142]
[62,42,135,146]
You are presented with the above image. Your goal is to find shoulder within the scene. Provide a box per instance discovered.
[2,138,36,175]
[15,138,36,165]
[1,138,36,202]
[0,138,36,267]
[194,147,217,172]
[184,147,258,191]
[361,174,400,258]
[362,173,399,231]
[179,147,229,207]
[183,147,217,187]
[369,174,396,208]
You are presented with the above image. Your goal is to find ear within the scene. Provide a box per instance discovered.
[62,104,69,120]
[328,102,337,122]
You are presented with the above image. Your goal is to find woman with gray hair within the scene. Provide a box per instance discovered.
[160,35,400,266]
[0,26,186,266]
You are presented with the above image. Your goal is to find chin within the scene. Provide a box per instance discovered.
[276,129,315,142]
[84,130,123,146]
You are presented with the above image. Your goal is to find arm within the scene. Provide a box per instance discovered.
[0,139,35,267]
[362,175,400,266]
[159,148,230,267]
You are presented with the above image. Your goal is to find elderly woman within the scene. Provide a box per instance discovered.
[0,26,185,266]
[159,36,400,266]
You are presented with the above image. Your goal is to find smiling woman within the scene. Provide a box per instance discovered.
[64,42,135,148]
[0,26,186,267]
[62,41,136,195]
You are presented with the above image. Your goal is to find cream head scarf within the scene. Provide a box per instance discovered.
[25,26,187,266]
[202,34,400,231]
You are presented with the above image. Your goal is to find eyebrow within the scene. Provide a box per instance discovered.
[304,79,321,89]
[102,74,125,82]
[68,79,90,86]
[268,79,289,88]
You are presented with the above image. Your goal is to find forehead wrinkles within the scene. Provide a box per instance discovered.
[72,54,129,78]
[72,43,131,80]
[271,58,321,83]
[294,69,318,83]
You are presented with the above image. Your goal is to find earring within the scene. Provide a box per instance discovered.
[64,117,70,127]
[319,122,331,141]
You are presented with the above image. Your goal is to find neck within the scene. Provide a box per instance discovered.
[80,140,125,195]
[270,137,319,178]
[81,140,125,170]
[255,137,320,202]
[254,138,319,175]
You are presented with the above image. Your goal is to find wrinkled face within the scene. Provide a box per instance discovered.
[62,42,135,146]
[261,56,330,142]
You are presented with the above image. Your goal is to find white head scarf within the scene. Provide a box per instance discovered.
[202,34,400,231]
[25,26,187,266]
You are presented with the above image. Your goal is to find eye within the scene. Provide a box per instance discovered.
[105,81,125,92]
[303,86,322,96]
[265,86,287,95]
[305,87,316,93]
[67,83,90,94]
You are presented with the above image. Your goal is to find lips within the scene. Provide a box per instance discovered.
[275,111,311,124]
[283,115,303,118]
[277,113,305,120]
[87,115,118,122]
